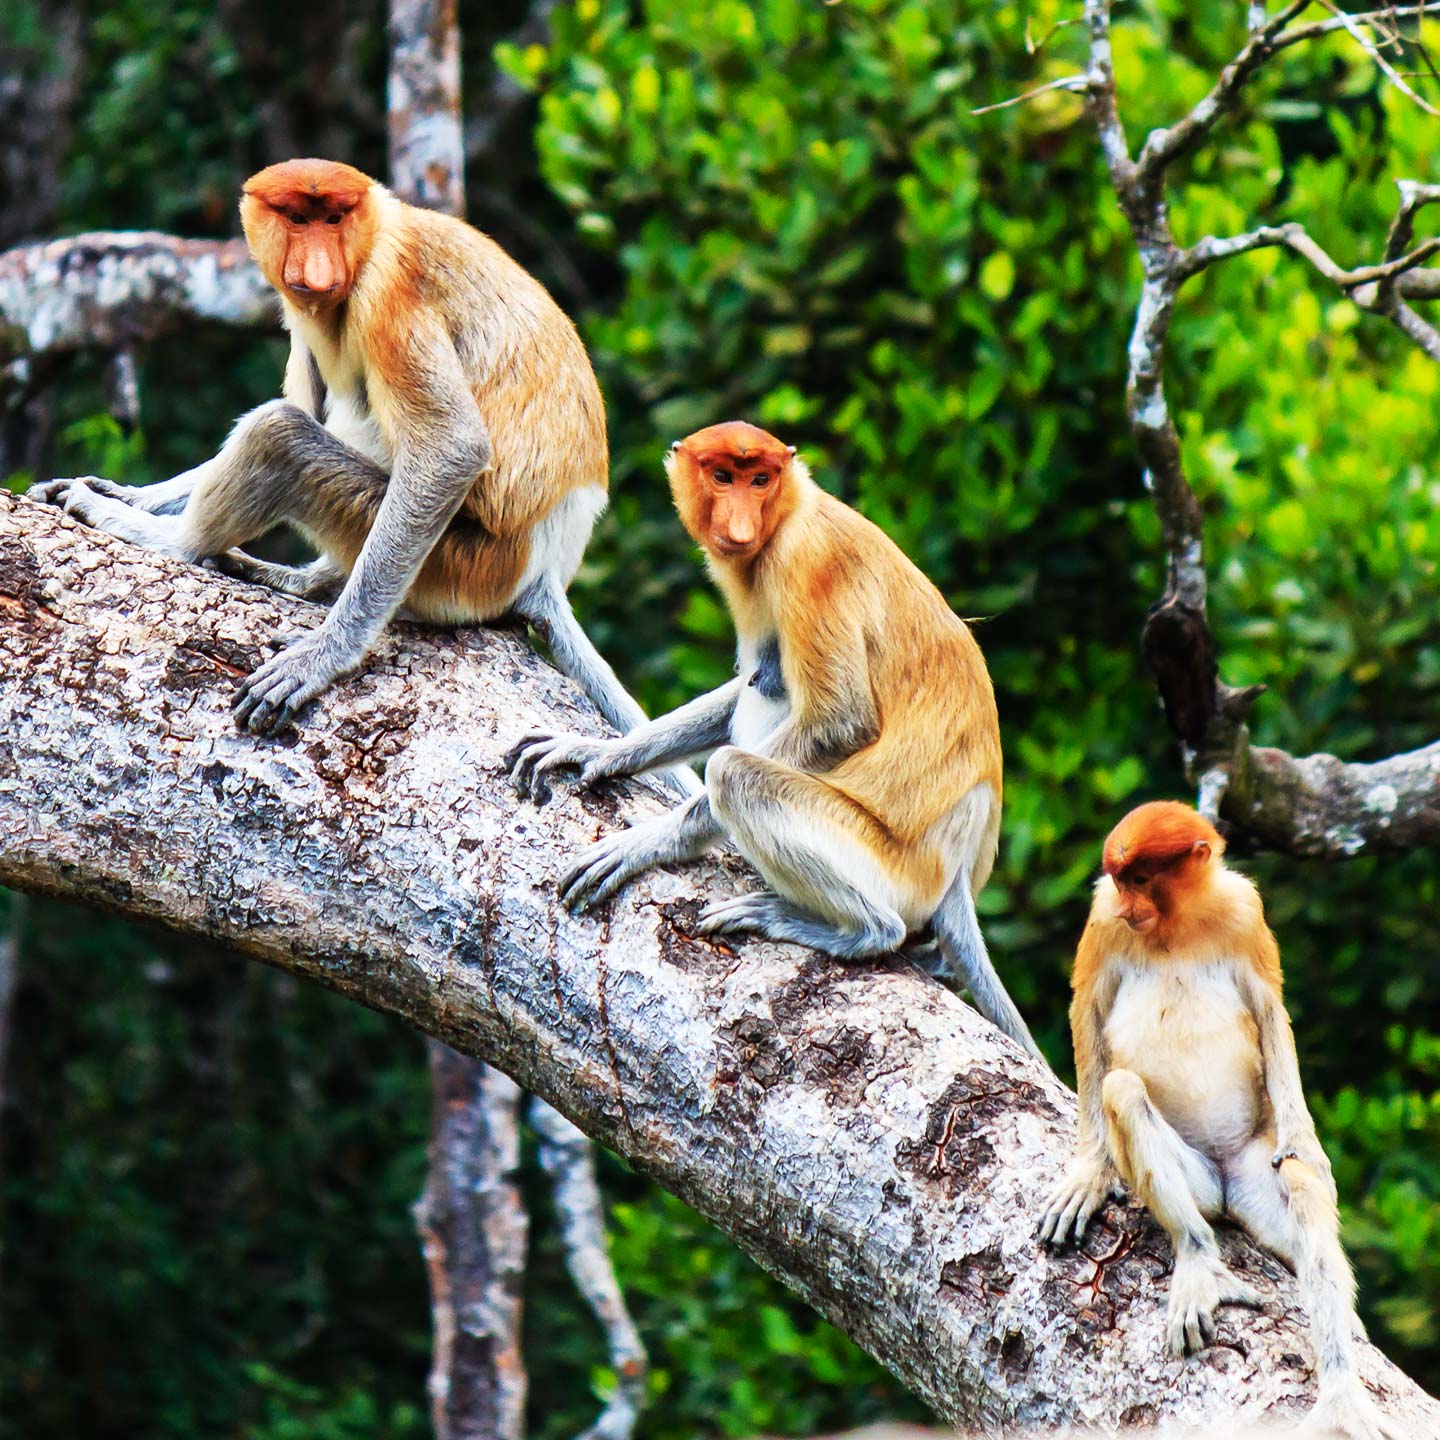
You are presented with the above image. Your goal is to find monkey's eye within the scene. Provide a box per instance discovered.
[326,213,343,225]
[1130,874,1151,889]
[751,473,770,488]
[713,469,732,485]
[288,212,308,226]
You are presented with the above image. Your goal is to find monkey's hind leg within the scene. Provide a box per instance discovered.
[697,747,908,958]
[36,401,388,568]
[1101,1069,1260,1355]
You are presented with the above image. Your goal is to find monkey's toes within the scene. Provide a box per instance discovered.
[27,475,100,507]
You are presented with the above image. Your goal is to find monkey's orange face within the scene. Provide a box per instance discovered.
[241,160,377,312]
[1112,873,1162,934]
[1102,801,1221,940]
[667,422,796,562]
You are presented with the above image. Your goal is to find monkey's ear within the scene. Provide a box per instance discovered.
[786,445,796,456]
[1191,839,1211,862]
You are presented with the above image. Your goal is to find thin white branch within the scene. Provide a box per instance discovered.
[971,74,1092,116]
[1316,0,1440,114]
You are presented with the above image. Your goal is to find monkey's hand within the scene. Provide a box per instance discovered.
[1037,1156,1122,1246]
[1272,1129,1337,1200]
[233,628,363,736]
[505,732,617,805]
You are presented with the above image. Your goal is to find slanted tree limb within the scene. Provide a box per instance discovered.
[2,497,1436,1435]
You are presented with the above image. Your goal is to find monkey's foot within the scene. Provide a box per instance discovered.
[1165,1253,1262,1357]
[27,475,114,506]
[1037,1162,1121,1247]
[36,480,194,558]
[696,892,904,959]
[695,891,792,939]
[1307,1380,1400,1440]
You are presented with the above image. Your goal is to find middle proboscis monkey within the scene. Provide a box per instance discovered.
[1040,801,1394,1440]
[508,421,1041,1061]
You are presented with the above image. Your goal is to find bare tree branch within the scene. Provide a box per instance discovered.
[0,233,275,384]
[2,498,1437,1434]
[1063,1,1440,853]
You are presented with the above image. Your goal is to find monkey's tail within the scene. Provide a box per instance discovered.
[517,580,703,800]
[931,873,1046,1064]
[1284,1160,1369,1412]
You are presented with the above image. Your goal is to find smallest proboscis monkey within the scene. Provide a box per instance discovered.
[507,421,1042,1061]
[1040,802,1394,1440]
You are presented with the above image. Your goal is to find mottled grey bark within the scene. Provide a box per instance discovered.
[531,1100,647,1440]
[388,0,465,219]
[0,233,274,379]
[1,498,1436,1436]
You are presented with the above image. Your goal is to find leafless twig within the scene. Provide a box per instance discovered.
[1053,0,1440,853]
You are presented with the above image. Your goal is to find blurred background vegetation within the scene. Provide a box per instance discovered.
[1,1,1437,1436]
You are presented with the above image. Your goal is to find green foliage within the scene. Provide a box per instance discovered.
[2,0,1437,1433]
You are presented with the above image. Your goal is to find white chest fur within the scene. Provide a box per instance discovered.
[1104,959,1264,1159]
[729,637,790,750]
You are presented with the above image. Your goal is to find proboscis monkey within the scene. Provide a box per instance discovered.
[29,157,696,793]
[507,421,1041,1060]
[1039,801,1395,1440]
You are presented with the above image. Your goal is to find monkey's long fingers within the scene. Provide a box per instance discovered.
[27,475,103,507]
[234,653,326,735]
[1038,1184,1087,1246]
[506,735,576,803]
[558,842,637,911]
[504,732,557,775]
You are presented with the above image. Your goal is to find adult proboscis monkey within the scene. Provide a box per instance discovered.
[30,158,696,795]
[508,421,1041,1060]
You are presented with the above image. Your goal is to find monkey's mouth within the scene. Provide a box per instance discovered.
[711,536,759,557]
[1124,914,1158,934]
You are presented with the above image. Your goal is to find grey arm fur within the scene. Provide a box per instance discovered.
[507,679,741,805]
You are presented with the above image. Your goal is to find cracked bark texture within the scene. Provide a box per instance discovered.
[1,496,1436,1435]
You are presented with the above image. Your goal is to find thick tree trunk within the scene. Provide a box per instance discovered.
[416,1051,528,1440]
[0,497,1436,1436]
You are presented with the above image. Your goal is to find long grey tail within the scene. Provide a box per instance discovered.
[517,581,703,800]
[931,871,1046,1064]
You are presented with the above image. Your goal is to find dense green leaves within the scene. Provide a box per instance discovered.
[3,0,1437,1433]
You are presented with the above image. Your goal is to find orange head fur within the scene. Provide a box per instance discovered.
[665,422,800,564]
[1101,801,1224,941]
[240,159,379,312]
